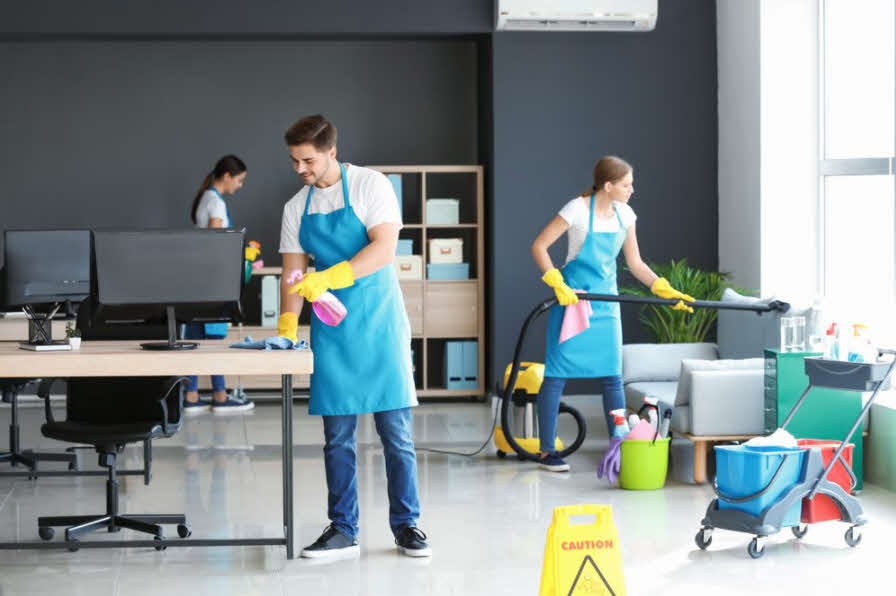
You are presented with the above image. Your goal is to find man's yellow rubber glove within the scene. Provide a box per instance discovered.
[542,268,579,306]
[651,277,696,314]
[277,312,298,344]
[288,261,354,303]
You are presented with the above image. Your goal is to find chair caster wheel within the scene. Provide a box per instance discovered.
[67,538,80,552]
[39,526,54,541]
[154,535,167,551]
[177,524,192,538]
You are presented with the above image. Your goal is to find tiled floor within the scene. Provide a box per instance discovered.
[1,394,895,595]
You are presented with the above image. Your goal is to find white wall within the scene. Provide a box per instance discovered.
[717,0,762,293]
[717,0,819,302]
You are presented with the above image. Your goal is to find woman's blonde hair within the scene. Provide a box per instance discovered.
[580,155,633,197]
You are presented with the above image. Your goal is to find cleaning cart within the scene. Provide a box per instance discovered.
[499,293,788,462]
[695,351,896,559]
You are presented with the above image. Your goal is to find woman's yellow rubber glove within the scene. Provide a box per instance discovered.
[650,277,695,313]
[542,268,579,306]
[288,261,354,302]
[277,312,298,343]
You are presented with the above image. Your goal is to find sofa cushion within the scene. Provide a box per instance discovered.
[717,288,811,359]
[624,381,677,413]
[675,358,764,406]
[622,343,719,383]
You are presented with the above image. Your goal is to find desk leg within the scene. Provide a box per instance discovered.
[282,374,295,560]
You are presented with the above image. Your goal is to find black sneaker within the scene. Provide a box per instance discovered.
[394,526,432,557]
[300,525,359,559]
[539,453,570,472]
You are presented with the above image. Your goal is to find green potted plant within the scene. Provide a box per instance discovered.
[65,321,81,349]
[621,259,750,343]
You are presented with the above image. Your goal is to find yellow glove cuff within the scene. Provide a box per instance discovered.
[324,261,354,290]
[541,268,564,288]
[650,277,671,295]
[277,312,298,342]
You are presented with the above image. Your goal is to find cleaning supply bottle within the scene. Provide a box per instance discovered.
[824,322,839,360]
[642,396,659,431]
[610,413,629,439]
[609,409,629,437]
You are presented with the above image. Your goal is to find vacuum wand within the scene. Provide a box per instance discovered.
[535,293,790,315]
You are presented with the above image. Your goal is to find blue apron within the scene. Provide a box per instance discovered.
[299,163,417,416]
[544,194,627,378]
[204,187,231,338]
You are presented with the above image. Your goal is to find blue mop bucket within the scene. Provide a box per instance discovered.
[714,445,805,527]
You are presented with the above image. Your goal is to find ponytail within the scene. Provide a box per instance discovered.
[191,171,216,224]
[190,154,247,224]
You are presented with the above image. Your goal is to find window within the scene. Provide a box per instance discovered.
[820,0,896,315]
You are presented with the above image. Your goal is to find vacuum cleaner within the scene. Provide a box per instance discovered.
[497,292,789,462]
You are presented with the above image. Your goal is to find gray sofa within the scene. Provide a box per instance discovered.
[621,289,800,436]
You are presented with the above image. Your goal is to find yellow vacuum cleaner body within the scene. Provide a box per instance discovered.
[495,362,563,457]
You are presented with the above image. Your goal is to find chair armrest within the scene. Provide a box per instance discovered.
[688,369,764,435]
[158,377,186,435]
[36,378,58,424]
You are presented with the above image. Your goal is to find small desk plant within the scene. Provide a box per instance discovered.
[65,321,81,349]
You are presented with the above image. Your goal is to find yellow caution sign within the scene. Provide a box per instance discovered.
[539,505,625,596]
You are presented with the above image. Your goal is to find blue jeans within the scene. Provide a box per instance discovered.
[537,375,625,453]
[322,407,420,539]
[183,323,226,393]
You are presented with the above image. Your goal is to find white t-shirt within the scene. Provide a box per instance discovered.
[194,189,230,228]
[279,164,402,255]
[557,197,637,265]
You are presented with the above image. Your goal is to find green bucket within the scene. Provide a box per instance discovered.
[618,438,670,490]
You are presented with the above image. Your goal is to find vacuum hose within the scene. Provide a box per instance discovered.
[500,293,789,462]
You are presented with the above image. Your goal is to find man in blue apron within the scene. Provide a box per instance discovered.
[276,115,430,558]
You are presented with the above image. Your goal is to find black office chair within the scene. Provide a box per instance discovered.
[35,375,191,549]
[1,378,79,476]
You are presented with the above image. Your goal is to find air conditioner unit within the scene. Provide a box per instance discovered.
[495,0,657,32]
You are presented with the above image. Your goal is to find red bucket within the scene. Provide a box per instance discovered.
[797,439,854,524]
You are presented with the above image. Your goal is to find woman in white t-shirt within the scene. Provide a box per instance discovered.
[184,155,253,415]
[530,156,695,472]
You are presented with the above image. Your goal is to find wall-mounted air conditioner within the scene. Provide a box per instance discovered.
[495,0,658,32]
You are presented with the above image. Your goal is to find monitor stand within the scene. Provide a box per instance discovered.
[140,306,198,351]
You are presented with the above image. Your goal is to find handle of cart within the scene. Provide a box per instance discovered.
[781,354,896,500]
[500,293,790,461]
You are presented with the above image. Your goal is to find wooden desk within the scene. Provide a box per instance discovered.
[0,340,313,559]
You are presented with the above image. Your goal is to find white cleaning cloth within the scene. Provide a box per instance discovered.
[744,428,798,449]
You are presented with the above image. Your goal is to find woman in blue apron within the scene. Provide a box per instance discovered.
[276,115,430,559]
[184,155,254,415]
[530,156,695,472]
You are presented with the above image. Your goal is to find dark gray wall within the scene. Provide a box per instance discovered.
[0,1,493,36]
[0,40,479,265]
[1,0,720,391]
[489,1,718,390]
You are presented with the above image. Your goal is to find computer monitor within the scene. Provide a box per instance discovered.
[2,229,91,344]
[87,229,244,350]
[3,229,91,308]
